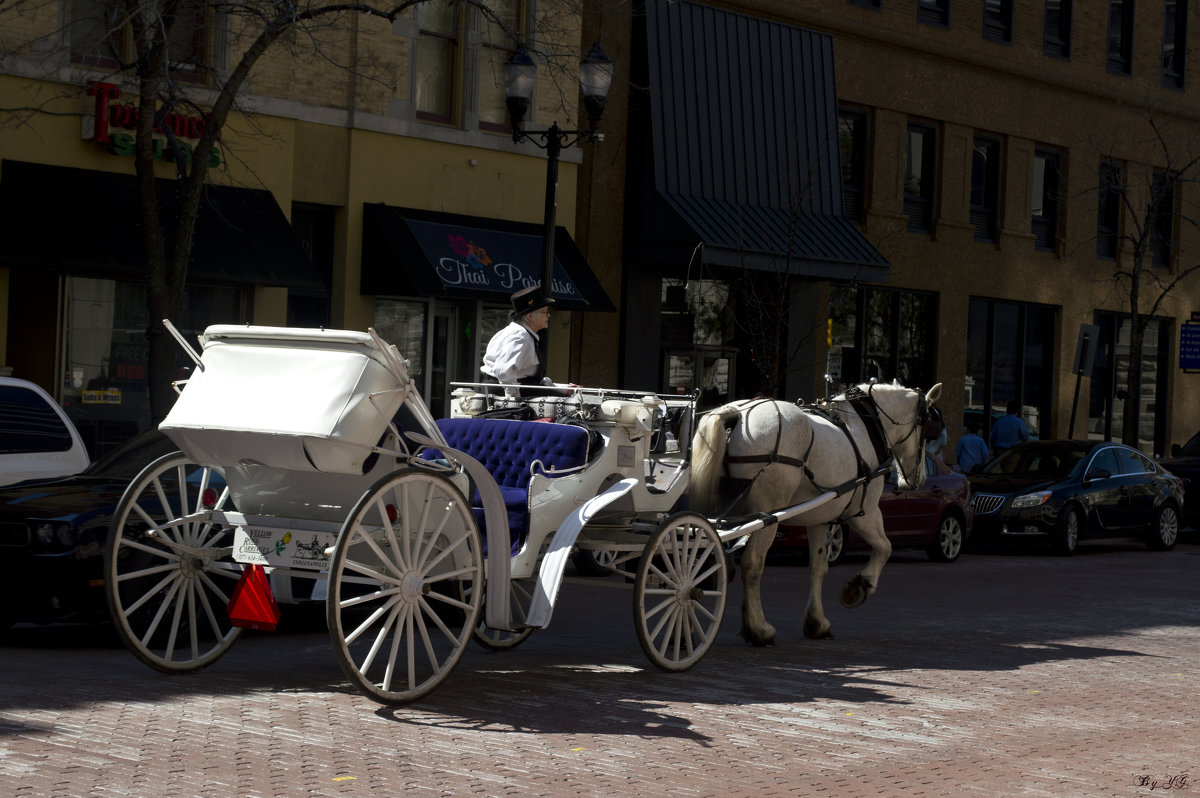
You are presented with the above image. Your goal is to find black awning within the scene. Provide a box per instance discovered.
[659,193,890,281]
[361,204,615,312]
[635,0,890,283]
[0,160,327,294]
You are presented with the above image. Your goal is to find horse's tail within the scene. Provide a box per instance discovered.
[690,406,742,516]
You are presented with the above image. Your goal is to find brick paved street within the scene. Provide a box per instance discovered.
[2,539,1197,797]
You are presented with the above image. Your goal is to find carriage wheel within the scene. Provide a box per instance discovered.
[105,451,242,674]
[633,512,727,672]
[327,469,483,704]
[472,578,536,651]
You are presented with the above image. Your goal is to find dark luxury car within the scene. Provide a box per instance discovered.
[0,429,180,626]
[1160,430,1200,529]
[774,452,973,565]
[967,440,1185,555]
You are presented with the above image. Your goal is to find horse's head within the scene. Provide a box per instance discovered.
[869,381,942,489]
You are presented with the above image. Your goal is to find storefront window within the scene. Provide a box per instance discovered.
[964,297,1055,444]
[1087,313,1167,455]
[373,299,428,392]
[829,285,936,391]
[660,279,735,407]
[64,276,242,457]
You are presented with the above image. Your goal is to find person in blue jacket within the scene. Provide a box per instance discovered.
[990,400,1030,454]
[955,418,990,473]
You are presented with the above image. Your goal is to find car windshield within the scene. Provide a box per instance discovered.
[82,431,178,479]
[979,444,1088,479]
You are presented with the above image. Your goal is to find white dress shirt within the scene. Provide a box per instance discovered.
[481,320,553,397]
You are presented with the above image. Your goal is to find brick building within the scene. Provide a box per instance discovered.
[584,0,1200,459]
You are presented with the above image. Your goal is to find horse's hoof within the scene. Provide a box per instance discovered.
[740,627,776,647]
[840,575,873,609]
[802,618,833,640]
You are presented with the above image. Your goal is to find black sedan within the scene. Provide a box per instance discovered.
[1160,430,1200,530]
[0,429,179,626]
[967,440,1185,555]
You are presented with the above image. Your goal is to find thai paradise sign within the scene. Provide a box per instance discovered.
[404,217,584,302]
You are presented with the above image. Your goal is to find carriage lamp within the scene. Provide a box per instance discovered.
[504,42,613,349]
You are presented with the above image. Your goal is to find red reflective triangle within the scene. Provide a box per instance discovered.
[226,564,281,631]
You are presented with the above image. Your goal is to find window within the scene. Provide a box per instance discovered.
[1043,0,1073,58]
[660,280,735,408]
[70,0,209,79]
[1150,171,1175,267]
[478,0,524,132]
[1107,0,1135,75]
[838,109,867,223]
[904,123,937,234]
[70,0,126,68]
[1162,0,1188,88]
[1088,312,1168,453]
[1032,149,1061,252]
[965,298,1056,448]
[0,385,78,454]
[918,0,949,26]
[983,0,1014,43]
[828,285,937,391]
[1096,161,1122,260]
[971,137,1001,243]
[416,2,461,123]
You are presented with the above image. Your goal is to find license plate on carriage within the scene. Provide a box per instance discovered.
[233,526,338,570]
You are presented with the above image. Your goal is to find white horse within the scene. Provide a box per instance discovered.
[691,381,942,644]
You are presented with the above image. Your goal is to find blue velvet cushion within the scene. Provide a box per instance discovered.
[424,418,590,552]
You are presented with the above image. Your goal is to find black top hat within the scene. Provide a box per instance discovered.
[509,285,556,319]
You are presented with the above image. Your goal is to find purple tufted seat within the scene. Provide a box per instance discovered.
[426,417,590,553]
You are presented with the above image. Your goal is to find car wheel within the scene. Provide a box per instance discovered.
[825,524,845,566]
[572,547,618,576]
[926,512,964,563]
[1053,505,1080,556]
[1145,503,1180,551]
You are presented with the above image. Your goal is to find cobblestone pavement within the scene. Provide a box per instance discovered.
[2,539,1197,798]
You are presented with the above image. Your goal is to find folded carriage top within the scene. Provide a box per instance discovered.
[160,325,427,475]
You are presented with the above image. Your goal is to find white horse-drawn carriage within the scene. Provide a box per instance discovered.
[104,323,939,704]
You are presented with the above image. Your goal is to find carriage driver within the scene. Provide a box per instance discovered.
[481,285,567,398]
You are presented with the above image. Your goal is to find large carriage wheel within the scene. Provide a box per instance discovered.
[472,577,536,651]
[633,512,728,672]
[105,451,242,674]
[327,469,484,704]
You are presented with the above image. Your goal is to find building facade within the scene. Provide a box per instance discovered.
[0,0,612,456]
[3,0,1199,466]
[585,0,1200,460]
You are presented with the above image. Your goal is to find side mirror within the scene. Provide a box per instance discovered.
[1085,468,1112,481]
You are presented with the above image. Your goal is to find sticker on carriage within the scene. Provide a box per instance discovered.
[233,525,337,569]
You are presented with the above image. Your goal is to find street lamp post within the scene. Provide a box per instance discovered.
[504,41,613,323]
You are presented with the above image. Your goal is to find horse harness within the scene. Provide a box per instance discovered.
[719,385,927,523]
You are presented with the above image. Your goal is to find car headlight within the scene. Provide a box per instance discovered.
[1011,491,1053,508]
[32,522,78,551]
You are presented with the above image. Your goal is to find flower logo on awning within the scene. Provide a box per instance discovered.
[447,234,493,270]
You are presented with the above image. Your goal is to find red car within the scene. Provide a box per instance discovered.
[774,453,973,564]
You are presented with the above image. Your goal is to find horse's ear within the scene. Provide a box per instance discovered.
[925,383,943,405]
